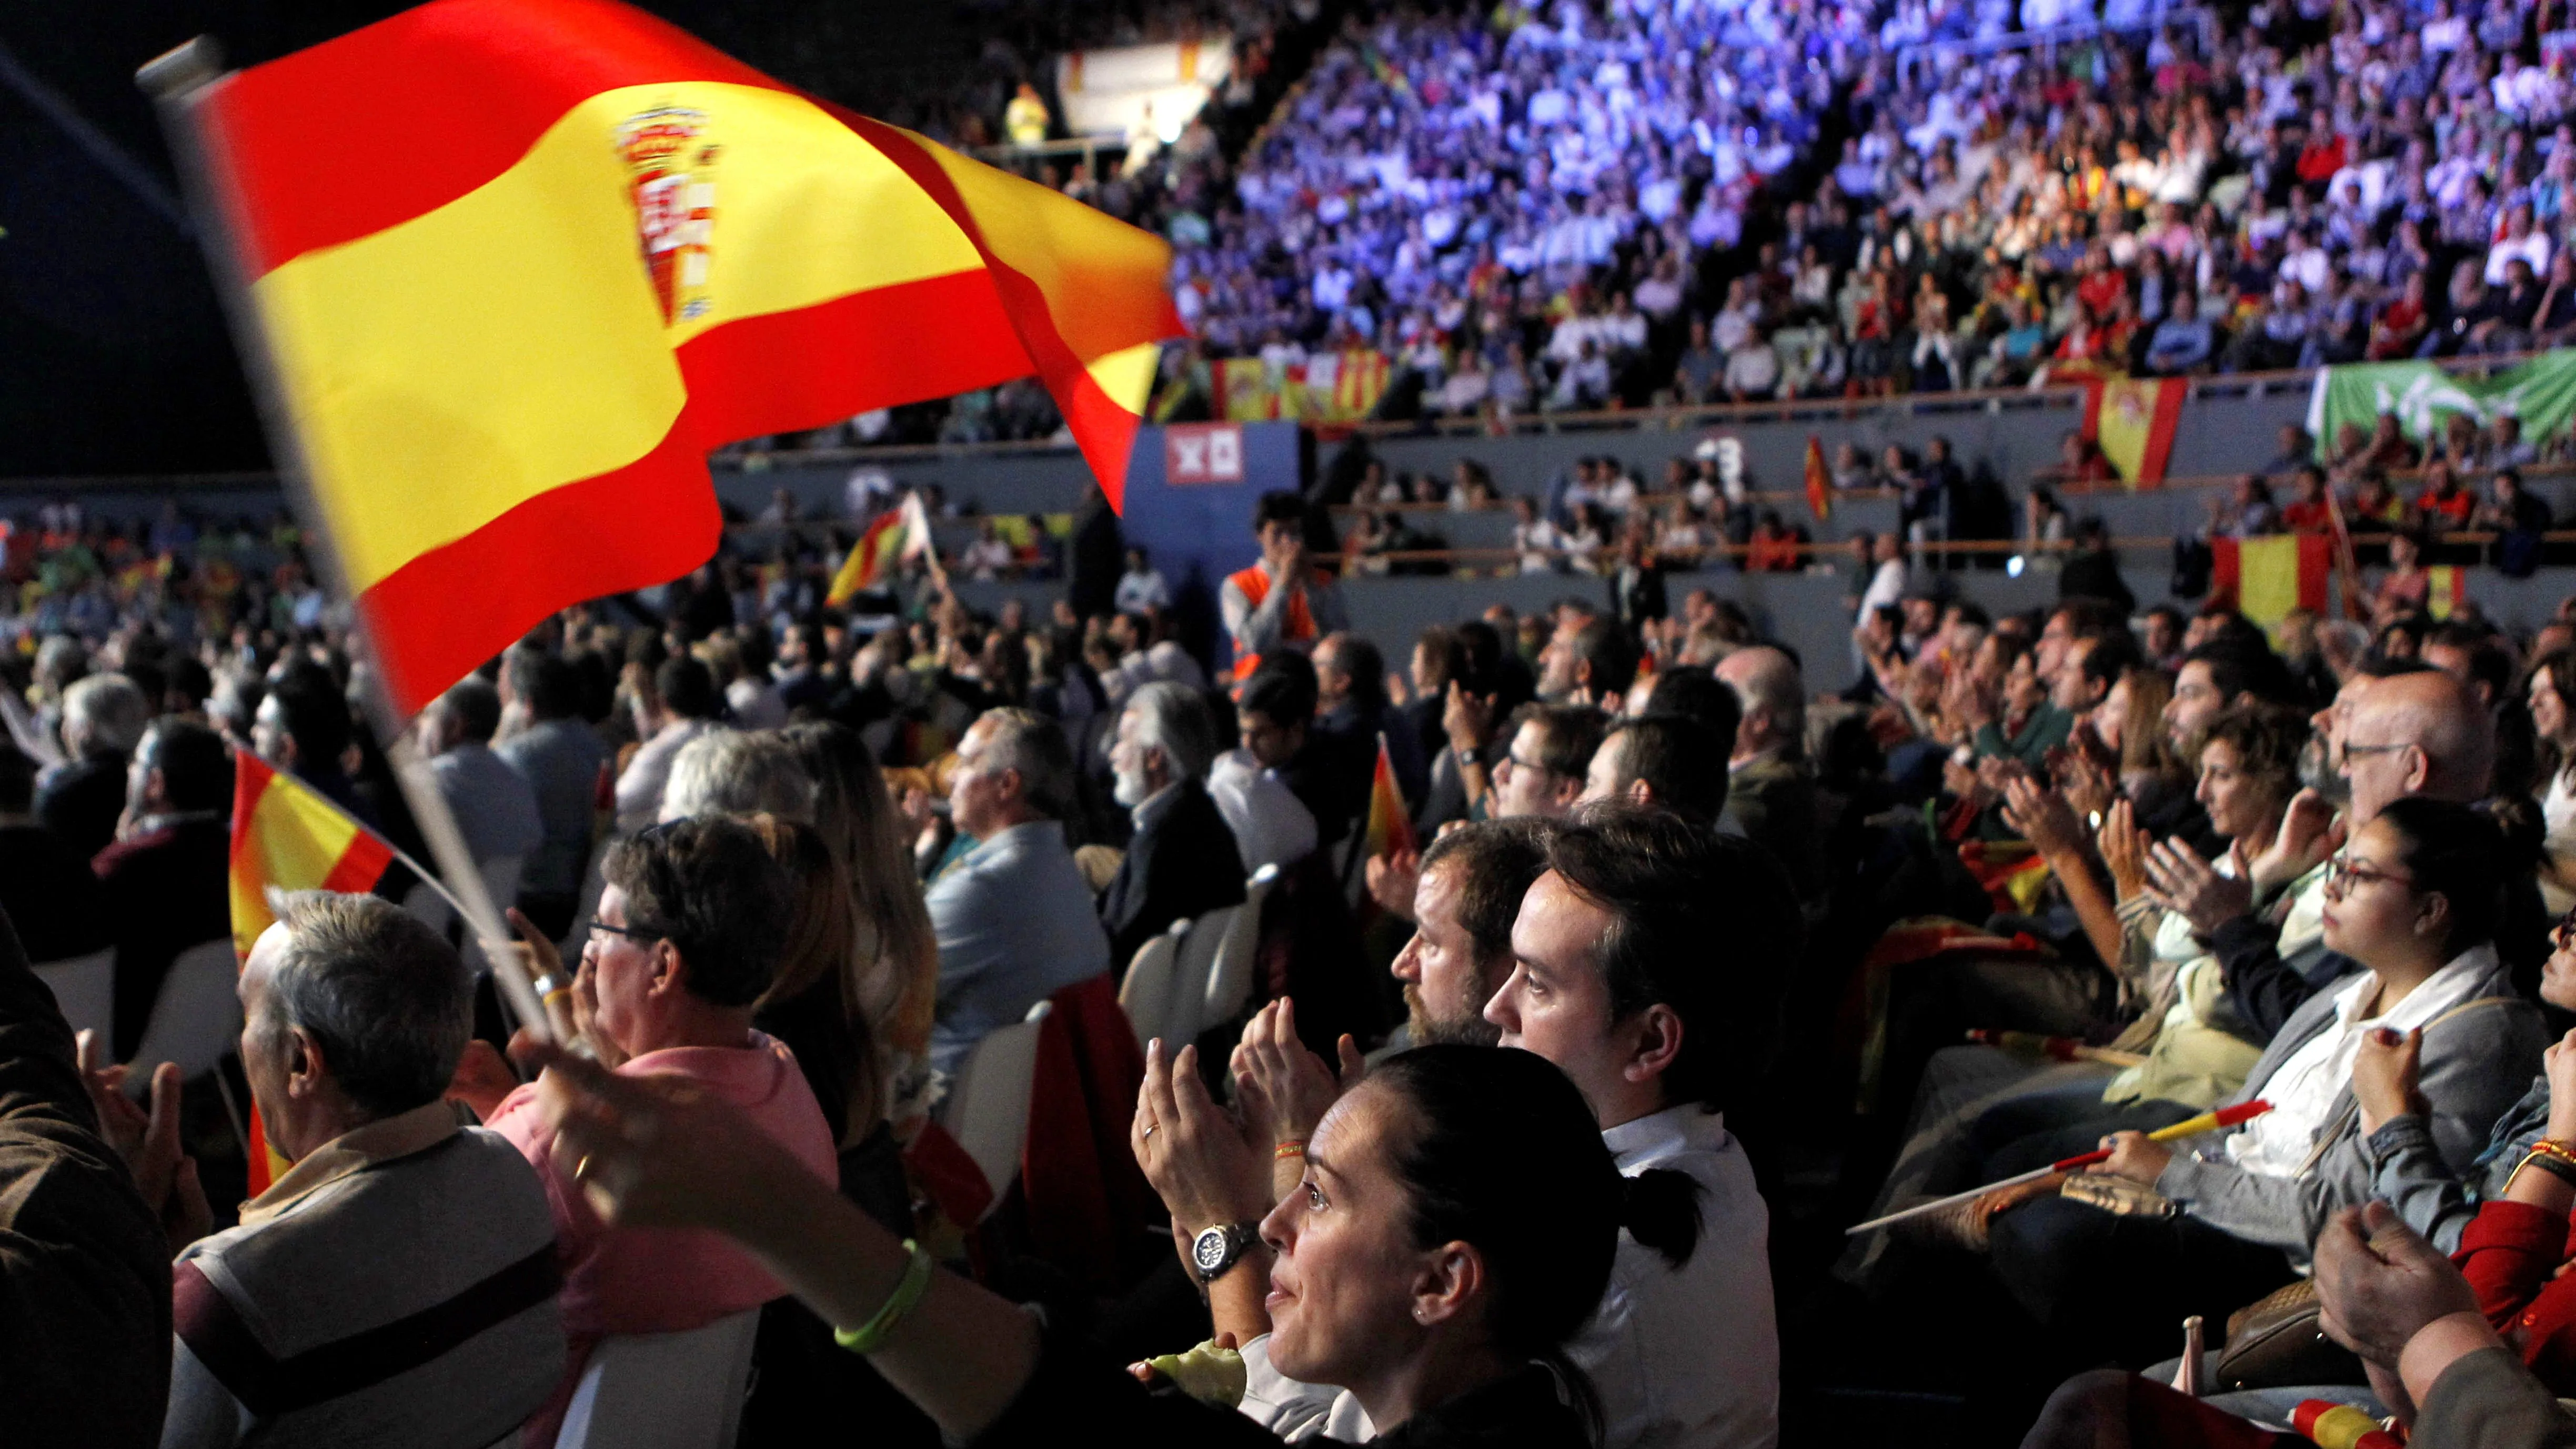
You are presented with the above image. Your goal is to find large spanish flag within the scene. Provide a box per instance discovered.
[196,0,1184,716]
[228,751,399,1191]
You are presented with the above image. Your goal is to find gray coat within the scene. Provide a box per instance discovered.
[2152,945,2545,1263]
[2364,1073,2553,1254]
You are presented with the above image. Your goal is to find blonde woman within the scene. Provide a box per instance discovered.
[783,721,941,1130]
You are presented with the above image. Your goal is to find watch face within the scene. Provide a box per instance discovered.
[1193,1226,1232,1274]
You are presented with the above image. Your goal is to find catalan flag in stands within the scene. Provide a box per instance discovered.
[199,0,1183,716]
[228,751,399,1190]
[826,492,930,605]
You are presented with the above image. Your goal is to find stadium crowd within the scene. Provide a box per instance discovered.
[14,462,2576,1447]
[26,0,2576,1442]
[875,0,2576,445]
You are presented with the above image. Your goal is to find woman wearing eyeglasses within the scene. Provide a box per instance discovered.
[1984,798,2546,1366]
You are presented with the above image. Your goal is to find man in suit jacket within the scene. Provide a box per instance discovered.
[1100,681,1246,972]
[1715,646,1825,902]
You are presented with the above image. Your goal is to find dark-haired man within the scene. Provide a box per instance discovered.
[0,746,108,972]
[253,664,370,825]
[1488,702,1610,821]
[1388,820,1550,1047]
[472,816,836,1444]
[1716,646,1822,899]
[1580,713,1729,827]
[497,649,610,941]
[612,656,722,834]
[1483,807,1795,1449]
[1538,612,1639,708]
[417,678,541,904]
[96,720,232,1058]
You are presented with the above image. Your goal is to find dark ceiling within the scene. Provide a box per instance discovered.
[0,1,994,480]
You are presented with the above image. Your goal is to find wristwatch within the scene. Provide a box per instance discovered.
[1455,743,1485,768]
[1191,1222,1264,1286]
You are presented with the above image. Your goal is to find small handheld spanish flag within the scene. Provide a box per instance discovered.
[229,751,398,1191]
[826,491,932,606]
[1362,734,1416,863]
[1804,435,1832,522]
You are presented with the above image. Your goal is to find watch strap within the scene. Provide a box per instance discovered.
[1194,1222,1262,1285]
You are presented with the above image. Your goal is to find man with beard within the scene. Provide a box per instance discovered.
[1225,809,1793,1449]
[1390,819,1551,1048]
[1098,681,1247,971]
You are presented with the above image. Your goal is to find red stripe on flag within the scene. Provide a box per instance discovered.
[676,271,1028,441]
[207,0,779,276]
[833,111,1180,511]
[229,750,277,862]
[2295,534,2331,614]
[2135,378,2186,485]
[320,832,397,895]
[2210,537,2240,603]
[356,411,719,717]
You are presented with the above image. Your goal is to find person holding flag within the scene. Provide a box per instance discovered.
[826,491,936,607]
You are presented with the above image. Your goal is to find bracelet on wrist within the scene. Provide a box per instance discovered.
[1274,1139,1307,1162]
[834,1238,935,1356]
[2522,1144,2576,1193]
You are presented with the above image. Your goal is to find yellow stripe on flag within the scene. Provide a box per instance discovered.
[2235,536,2304,632]
[253,81,989,598]
[230,771,368,958]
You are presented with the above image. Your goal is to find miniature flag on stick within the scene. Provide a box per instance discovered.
[228,751,399,1192]
[827,492,932,605]
[1847,1099,2273,1235]
[1804,435,1832,522]
[180,0,1182,718]
[1362,734,1416,862]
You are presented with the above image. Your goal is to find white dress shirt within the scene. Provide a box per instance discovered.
[2225,945,2496,1178]
[1237,1103,1779,1449]
[1207,749,1318,871]
[612,718,711,834]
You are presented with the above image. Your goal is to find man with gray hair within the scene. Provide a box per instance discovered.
[928,708,1111,1075]
[41,671,149,862]
[659,728,814,824]
[120,891,565,1446]
[1099,681,1246,969]
[1715,645,1823,901]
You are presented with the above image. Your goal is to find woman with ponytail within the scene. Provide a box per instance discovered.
[1210,805,1790,1449]
[520,1039,1656,1449]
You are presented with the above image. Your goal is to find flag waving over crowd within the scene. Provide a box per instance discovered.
[195,0,1183,716]
[826,492,932,605]
[228,751,399,1191]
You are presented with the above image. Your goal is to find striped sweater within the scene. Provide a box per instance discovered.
[160,1104,565,1448]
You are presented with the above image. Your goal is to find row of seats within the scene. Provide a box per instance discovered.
[939,861,1281,1229]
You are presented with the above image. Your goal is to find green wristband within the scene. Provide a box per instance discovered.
[834,1238,935,1355]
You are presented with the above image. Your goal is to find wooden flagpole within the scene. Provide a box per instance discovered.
[137,37,551,1042]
